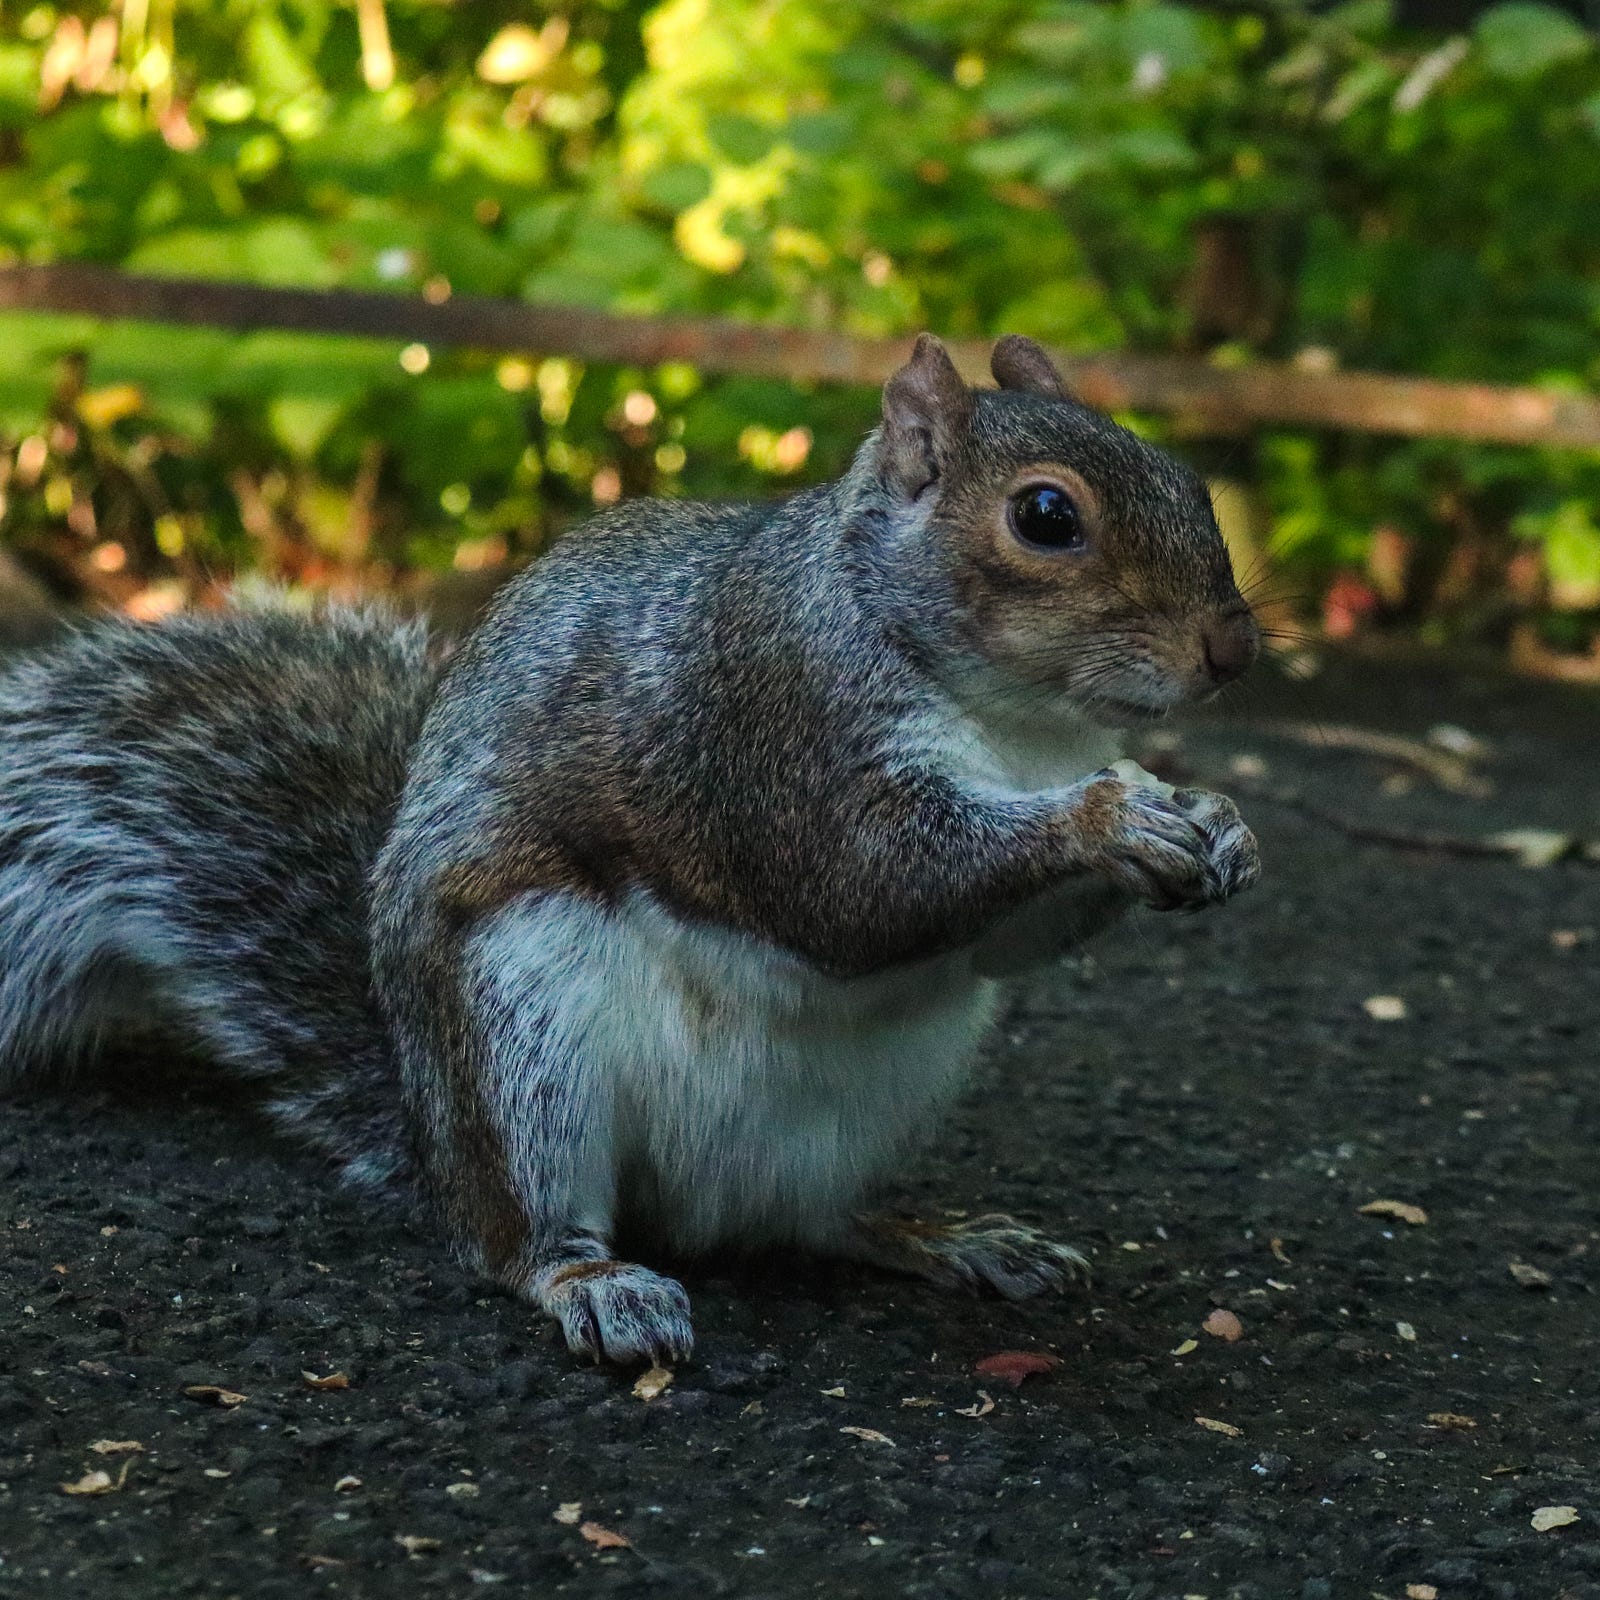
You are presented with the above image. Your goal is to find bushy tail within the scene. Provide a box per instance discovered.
[0,602,438,1193]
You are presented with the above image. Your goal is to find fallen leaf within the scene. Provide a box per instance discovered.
[183,1384,247,1407]
[973,1351,1061,1387]
[334,1475,363,1492]
[1488,829,1572,868]
[1426,722,1489,761]
[1406,1584,1439,1600]
[1270,1237,1292,1265]
[1363,994,1408,1021]
[1170,1339,1199,1357]
[899,1396,938,1408]
[819,1385,846,1397]
[302,1370,350,1391]
[202,1468,231,1479]
[1508,1261,1552,1290]
[579,1521,631,1550]
[1531,1505,1579,1532]
[840,1426,895,1447]
[445,1481,480,1499]
[1202,1309,1244,1343]
[88,1440,144,1456]
[1396,1321,1418,1342]
[1359,1199,1429,1226]
[302,1555,346,1570]
[61,1469,117,1496]
[955,1391,996,1419]
[1427,1412,1477,1431]
[552,1502,583,1525]
[395,1534,442,1557]
[1195,1416,1243,1438]
[632,1366,674,1402]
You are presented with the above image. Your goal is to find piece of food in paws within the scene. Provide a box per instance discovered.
[1107,757,1176,799]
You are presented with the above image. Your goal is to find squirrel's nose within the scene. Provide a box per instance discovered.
[1200,610,1259,687]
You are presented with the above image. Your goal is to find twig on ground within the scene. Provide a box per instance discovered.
[1233,780,1599,867]
[1238,720,1491,797]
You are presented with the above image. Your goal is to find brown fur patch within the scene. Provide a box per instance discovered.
[1055,776,1125,853]
[855,1213,952,1250]
[544,1258,626,1289]
[436,841,620,925]
[450,1093,532,1286]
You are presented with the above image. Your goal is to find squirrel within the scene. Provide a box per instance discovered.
[0,334,1260,1365]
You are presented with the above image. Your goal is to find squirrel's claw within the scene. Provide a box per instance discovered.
[846,1211,1089,1301]
[539,1261,694,1367]
[1085,774,1260,912]
[927,1214,1091,1301]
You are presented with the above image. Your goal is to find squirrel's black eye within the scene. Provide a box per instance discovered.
[1007,484,1085,550]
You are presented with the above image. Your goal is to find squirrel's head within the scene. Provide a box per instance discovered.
[861,332,1258,726]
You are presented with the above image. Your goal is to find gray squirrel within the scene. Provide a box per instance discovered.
[0,334,1260,1364]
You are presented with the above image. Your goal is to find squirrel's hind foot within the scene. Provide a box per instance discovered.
[843,1212,1088,1301]
[535,1258,693,1366]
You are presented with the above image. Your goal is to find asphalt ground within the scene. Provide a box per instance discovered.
[1,644,1596,1599]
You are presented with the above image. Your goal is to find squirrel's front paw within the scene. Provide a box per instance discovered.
[1081,773,1259,912]
[536,1260,693,1366]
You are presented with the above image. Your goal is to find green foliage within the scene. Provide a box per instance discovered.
[0,0,1597,651]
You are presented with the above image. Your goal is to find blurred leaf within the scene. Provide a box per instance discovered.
[1475,3,1589,80]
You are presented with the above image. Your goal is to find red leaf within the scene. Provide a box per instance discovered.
[973,1351,1060,1388]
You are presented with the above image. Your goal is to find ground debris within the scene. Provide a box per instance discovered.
[1195,1416,1243,1438]
[1202,1309,1244,1342]
[395,1534,442,1557]
[579,1521,631,1550]
[183,1384,247,1407]
[974,1351,1060,1386]
[1531,1506,1579,1532]
[87,1439,144,1455]
[60,1460,133,1496]
[1359,1199,1429,1226]
[301,1370,350,1390]
[840,1426,895,1446]
[632,1365,674,1401]
[955,1391,996,1419]
[1362,994,1408,1022]
[1507,1260,1553,1290]
[552,1502,582,1525]
[1427,1412,1477,1430]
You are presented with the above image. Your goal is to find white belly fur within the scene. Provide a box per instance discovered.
[480,891,998,1254]
[476,695,1120,1255]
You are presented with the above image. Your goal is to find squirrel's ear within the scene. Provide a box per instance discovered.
[990,334,1069,400]
[880,333,973,499]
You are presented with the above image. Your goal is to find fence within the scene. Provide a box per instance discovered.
[3,262,1599,449]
